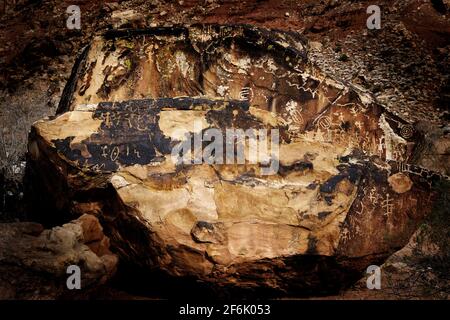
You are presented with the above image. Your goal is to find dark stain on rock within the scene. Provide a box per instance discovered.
[196,221,214,231]
[307,182,317,190]
[318,211,332,220]
[51,98,259,172]
[279,161,313,176]
[306,235,319,255]
[324,196,334,206]
[320,165,361,194]
[341,121,351,131]
[206,107,263,130]
[346,167,362,184]
[320,175,346,194]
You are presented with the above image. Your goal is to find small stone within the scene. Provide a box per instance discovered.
[388,173,413,194]
[111,175,130,189]
[309,41,323,52]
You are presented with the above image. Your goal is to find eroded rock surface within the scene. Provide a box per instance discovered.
[0,214,117,299]
[25,25,448,295]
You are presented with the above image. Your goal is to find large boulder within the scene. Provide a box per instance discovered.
[25,25,447,295]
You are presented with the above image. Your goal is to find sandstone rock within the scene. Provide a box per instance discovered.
[0,214,117,299]
[388,172,413,194]
[309,41,323,52]
[26,25,447,296]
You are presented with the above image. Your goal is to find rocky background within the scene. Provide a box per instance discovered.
[0,0,449,299]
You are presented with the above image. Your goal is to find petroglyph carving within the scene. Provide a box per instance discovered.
[26,25,444,296]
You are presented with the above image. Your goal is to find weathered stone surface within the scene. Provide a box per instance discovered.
[388,173,413,194]
[57,25,419,164]
[25,25,448,295]
[0,214,117,299]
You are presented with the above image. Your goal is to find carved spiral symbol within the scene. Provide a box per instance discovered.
[400,124,414,139]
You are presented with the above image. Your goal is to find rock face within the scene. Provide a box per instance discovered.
[25,25,447,295]
[0,214,117,299]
